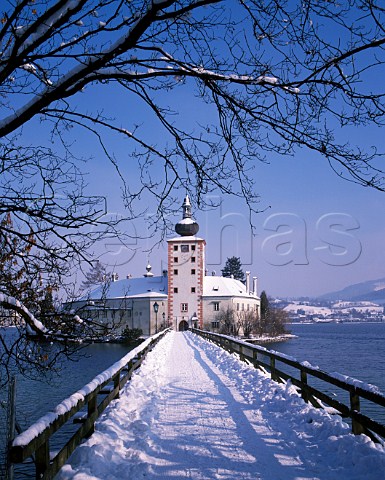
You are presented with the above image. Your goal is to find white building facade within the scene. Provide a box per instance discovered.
[72,196,260,336]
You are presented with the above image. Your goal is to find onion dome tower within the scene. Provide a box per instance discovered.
[175,195,199,237]
[167,195,205,331]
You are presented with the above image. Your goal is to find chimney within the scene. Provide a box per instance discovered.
[253,276,258,296]
[246,271,250,294]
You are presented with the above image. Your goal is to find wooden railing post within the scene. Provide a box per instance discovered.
[7,377,16,480]
[113,372,120,400]
[350,390,365,435]
[253,350,259,370]
[35,439,50,479]
[270,356,277,381]
[300,369,309,403]
[86,394,97,437]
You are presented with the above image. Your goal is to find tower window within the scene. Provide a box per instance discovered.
[191,269,196,275]
[174,257,178,263]
[181,303,188,312]
[237,303,240,311]
[191,287,196,293]
[213,302,220,311]
[181,245,189,252]
[174,287,178,293]
[191,245,196,251]
[191,257,196,263]
[174,245,178,251]
[174,269,178,275]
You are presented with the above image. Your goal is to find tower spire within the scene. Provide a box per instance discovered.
[175,195,199,236]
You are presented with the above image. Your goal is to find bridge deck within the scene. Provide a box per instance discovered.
[57,331,385,479]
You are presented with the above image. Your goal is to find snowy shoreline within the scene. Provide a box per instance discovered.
[245,333,297,344]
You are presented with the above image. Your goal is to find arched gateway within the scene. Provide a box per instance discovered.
[178,320,189,331]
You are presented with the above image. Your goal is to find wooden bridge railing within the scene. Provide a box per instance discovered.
[191,328,385,443]
[8,329,171,480]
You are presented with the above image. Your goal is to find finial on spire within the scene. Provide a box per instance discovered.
[175,195,199,236]
[182,194,192,219]
[143,261,154,277]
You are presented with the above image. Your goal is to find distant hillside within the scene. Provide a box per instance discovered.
[319,278,385,304]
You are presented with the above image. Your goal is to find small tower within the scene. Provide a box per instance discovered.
[167,196,205,331]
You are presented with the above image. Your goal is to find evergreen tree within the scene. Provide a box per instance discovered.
[260,291,270,321]
[81,261,108,291]
[221,257,245,283]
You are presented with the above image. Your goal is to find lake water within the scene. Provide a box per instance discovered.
[269,322,385,392]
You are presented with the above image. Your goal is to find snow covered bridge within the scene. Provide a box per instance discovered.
[54,331,385,480]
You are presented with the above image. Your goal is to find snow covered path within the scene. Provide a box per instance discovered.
[58,331,385,479]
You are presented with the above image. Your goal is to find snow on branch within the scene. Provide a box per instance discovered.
[0,293,47,335]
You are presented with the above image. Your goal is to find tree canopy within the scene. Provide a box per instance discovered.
[221,256,245,283]
[80,261,108,292]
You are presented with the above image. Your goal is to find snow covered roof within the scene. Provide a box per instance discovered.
[178,218,197,225]
[167,235,204,242]
[81,275,258,301]
[82,276,168,300]
[203,276,258,299]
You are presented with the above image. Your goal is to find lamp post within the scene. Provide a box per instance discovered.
[162,312,165,330]
[153,302,159,334]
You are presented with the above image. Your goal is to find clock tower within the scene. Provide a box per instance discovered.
[167,196,205,331]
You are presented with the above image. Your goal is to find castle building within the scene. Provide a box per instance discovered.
[72,196,260,336]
